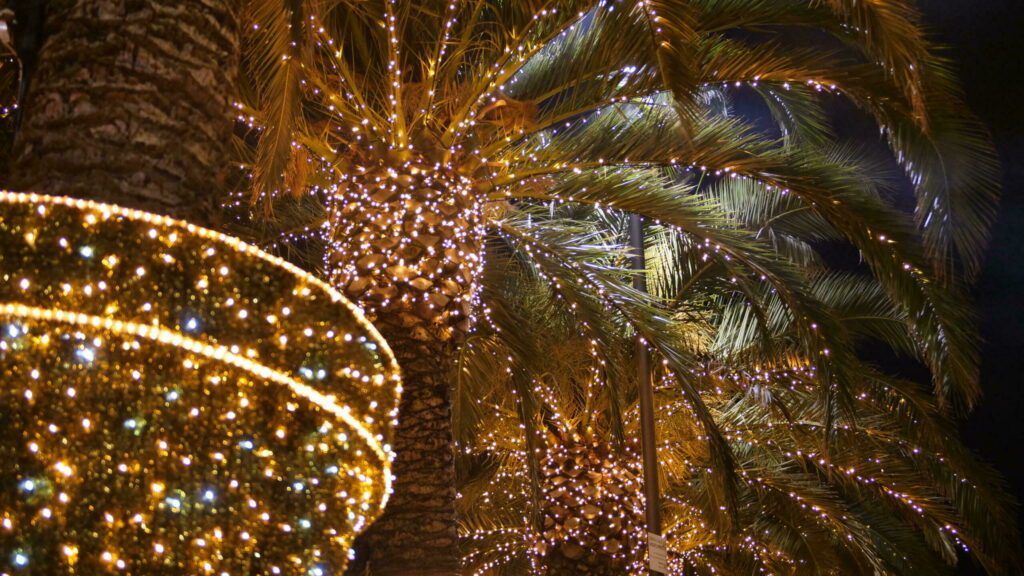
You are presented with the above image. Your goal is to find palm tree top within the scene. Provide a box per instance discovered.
[225,0,1018,573]
[242,0,996,273]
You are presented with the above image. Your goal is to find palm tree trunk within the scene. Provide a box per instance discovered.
[5,0,239,227]
[328,166,481,575]
[347,324,461,576]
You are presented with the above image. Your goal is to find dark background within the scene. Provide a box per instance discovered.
[916,1,1024,574]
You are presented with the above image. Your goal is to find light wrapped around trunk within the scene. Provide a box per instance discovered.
[0,191,400,575]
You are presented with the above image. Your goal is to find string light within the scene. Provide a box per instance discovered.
[0,191,401,574]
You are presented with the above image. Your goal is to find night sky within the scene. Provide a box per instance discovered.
[916,1,1024,573]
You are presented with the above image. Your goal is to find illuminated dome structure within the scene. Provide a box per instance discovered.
[0,191,401,575]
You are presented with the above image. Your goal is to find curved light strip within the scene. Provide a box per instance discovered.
[0,190,402,378]
[0,301,395,508]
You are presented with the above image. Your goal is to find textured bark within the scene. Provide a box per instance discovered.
[6,0,240,227]
[347,322,461,576]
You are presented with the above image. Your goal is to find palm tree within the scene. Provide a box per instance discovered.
[454,207,1020,574]
[230,0,1006,573]
[2,0,240,226]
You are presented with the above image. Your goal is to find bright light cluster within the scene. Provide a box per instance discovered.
[323,158,485,340]
[0,191,401,575]
[535,429,647,575]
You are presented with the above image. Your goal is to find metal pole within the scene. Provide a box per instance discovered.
[629,213,664,575]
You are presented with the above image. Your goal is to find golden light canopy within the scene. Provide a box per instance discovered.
[0,191,401,575]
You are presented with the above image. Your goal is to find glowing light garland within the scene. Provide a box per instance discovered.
[0,191,401,575]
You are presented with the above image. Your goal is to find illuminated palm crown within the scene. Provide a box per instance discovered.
[225,0,1019,573]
